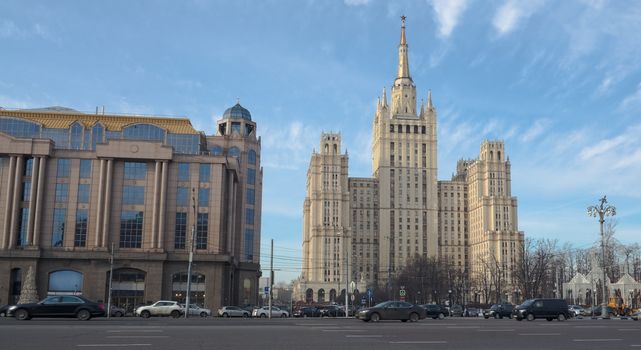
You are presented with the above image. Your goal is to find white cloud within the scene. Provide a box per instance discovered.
[579,135,627,160]
[620,83,641,110]
[344,0,371,6]
[0,95,31,109]
[493,0,545,36]
[429,0,468,38]
[260,121,321,170]
[520,118,550,143]
[0,20,20,37]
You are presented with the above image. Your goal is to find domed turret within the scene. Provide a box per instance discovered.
[222,103,252,121]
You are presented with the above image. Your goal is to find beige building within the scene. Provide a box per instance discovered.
[296,18,523,302]
[0,103,262,311]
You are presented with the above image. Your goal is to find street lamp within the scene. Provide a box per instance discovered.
[587,196,616,319]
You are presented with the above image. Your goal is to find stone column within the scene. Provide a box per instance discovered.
[26,157,40,246]
[157,161,168,249]
[8,156,24,249]
[94,159,106,248]
[1,156,16,249]
[151,161,161,249]
[32,157,46,247]
[101,159,113,248]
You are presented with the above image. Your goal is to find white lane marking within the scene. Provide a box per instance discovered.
[477,329,514,332]
[106,330,163,333]
[518,333,561,336]
[619,329,640,331]
[77,345,151,347]
[105,336,169,339]
[389,341,447,344]
[322,329,367,332]
[630,345,641,347]
[296,323,337,326]
[447,326,479,329]
[575,325,607,328]
[345,335,383,338]
[572,339,622,342]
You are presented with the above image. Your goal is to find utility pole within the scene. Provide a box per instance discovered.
[185,188,196,319]
[587,196,616,320]
[345,234,349,319]
[269,239,273,319]
[106,242,114,318]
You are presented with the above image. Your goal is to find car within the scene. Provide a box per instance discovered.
[9,295,105,321]
[252,306,289,318]
[631,311,641,321]
[109,305,126,317]
[420,304,448,319]
[358,301,427,322]
[181,304,212,317]
[318,305,346,317]
[585,306,616,317]
[0,304,12,317]
[135,300,183,318]
[293,307,321,318]
[513,299,570,321]
[568,305,585,317]
[217,306,250,318]
[449,304,464,317]
[464,307,481,317]
[483,303,514,319]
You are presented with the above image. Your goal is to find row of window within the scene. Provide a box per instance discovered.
[389,124,427,134]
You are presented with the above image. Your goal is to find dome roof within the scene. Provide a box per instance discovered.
[222,103,252,121]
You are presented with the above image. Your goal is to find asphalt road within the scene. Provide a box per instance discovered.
[1,316,640,350]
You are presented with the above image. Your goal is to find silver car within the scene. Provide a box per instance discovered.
[252,306,289,318]
[181,304,212,317]
[217,306,250,318]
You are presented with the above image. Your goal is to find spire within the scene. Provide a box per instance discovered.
[420,99,424,115]
[427,89,433,109]
[397,15,410,79]
[382,87,388,107]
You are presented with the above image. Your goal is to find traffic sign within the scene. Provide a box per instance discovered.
[399,289,406,297]
[264,286,269,295]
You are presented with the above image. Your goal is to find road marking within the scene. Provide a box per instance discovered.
[630,345,641,347]
[518,333,561,336]
[296,323,337,326]
[477,329,514,332]
[389,341,447,344]
[77,345,151,347]
[322,329,366,332]
[572,339,622,342]
[345,335,383,338]
[619,329,640,331]
[575,325,607,328]
[106,336,169,339]
[106,330,163,333]
[447,326,479,329]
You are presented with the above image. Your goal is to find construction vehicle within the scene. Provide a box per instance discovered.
[608,290,631,316]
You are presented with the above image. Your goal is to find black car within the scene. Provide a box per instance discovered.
[319,305,346,317]
[420,304,448,319]
[0,304,11,317]
[483,303,514,319]
[10,295,105,321]
[357,301,426,322]
[513,299,570,321]
[293,307,321,318]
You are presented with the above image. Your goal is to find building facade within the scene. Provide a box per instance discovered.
[295,18,524,302]
[0,103,262,311]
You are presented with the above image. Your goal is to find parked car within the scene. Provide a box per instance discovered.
[420,304,448,319]
[568,305,585,317]
[0,304,12,317]
[252,306,289,318]
[464,307,481,317]
[293,307,321,318]
[319,305,346,317]
[585,306,616,317]
[631,311,641,321]
[513,299,570,321]
[10,295,105,321]
[483,303,514,319]
[217,306,250,318]
[358,301,426,322]
[181,304,212,317]
[449,304,464,317]
[135,300,183,318]
[110,305,126,317]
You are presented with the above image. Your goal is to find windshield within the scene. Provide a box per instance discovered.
[519,299,534,307]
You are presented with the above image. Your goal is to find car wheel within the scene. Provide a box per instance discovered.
[370,313,380,322]
[170,310,181,318]
[526,313,535,321]
[77,309,91,321]
[280,313,287,318]
[401,319,408,322]
[15,309,30,321]
[546,317,553,321]
[0,312,5,317]
[438,313,445,320]
[508,314,513,319]
[558,314,566,321]
[260,313,267,318]
[200,312,207,318]
[494,313,500,319]
[243,313,249,318]
[222,313,229,318]
[409,312,419,322]
[516,317,523,321]
[141,310,151,318]
[114,311,123,317]
[484,316,489,319]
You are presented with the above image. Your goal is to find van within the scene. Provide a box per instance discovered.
[513,299,570,321]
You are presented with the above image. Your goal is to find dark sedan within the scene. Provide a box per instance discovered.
[293,307,321,318]
[420,304,448,319]
[357,301,426,322]
[10,295,105,321]
[319,305,346,317]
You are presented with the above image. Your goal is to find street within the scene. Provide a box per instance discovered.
[1,316,639,350]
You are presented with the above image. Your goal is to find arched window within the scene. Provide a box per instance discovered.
[228,147,241,158]
[333,144,337,154]
[318,288,325,303]
[489,151,494,160]
[305,288,314,303]
[0,117,41,138]
[48,270,83,295]
[210,145,223,156]
[10,268,22,304]
[497,151,501,161]
[108,268,145,313]
[123,123,165,141]
[247,150,256,165]
[172,272,206,306]
[92,123,104,150]
[329,289,337,303]
[70,122,83,150]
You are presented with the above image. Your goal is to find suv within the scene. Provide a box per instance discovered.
[252,306,289,318]
[483,304,514,319]
[513,299,570,321]
[135,301,183,318]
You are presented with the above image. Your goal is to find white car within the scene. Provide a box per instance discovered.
[217,306,250,318]
[181,304,212,317]
[252,306,289,318]
[135,301,183,318]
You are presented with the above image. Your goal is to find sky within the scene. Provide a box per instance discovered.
[2,0,641,283]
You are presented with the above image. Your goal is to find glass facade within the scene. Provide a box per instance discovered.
[22,181,31,202]
[248,149,256,164]
[52,208,66,247]
[77,184,90,203]
[70,123,83,150]
[122,186,145,205]
[24,158,33,177]
[55,183,69,202]
[228,147,241,158]
[245,208,254,225]
[177,163,189,182]
[124,162,147,180]
[16,208,29,247]
[92,124,104,150]
[247,168,255,185]
[42,128,69,149]
[120,211,144,248]
[210,145,223,156]
[167,134,200,154]
[199,164,210,182]
[176,187,188,206]
[244,229,254,260]
[123,124,165,141]
[0,117,41,138]
[196,213,208,250]
[198,188,209,207]
[57,159,71,177]
[74,209,88,247]
[246,188,255,205]
[79,159,92,178]
[174,212,187,249]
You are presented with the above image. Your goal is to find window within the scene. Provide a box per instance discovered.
[248,150,256,165]
[174,212,187,249]
[246,188,255,205]
[57,159,70,177]
[246,208,254,225]
[210,145,223,156]
[198,188,209,207]
[79,160,92,178]
[122,186,145,205]
[199,164,210,182]
[196,213,208,249]
[24,158,33,177]
[48,270,83,294]
[22,181,31,202]
[0,117,41,138]
[123,124,165,141]
[244,229,254,260]
[91,124,104,150]
[247,168,256,185]
[55,183,69,202]
[120,211,143,248]
[124,162,147,180]
[177,163,189,182]
[228,147,241,158]
[16,208,29,247]
[70,123,83,150]
[52,208,66,247]
[167,134,200,154]
[74,209,88,247]
[77,184,90,203]
[176,187,188,206]
[231,122,241,135]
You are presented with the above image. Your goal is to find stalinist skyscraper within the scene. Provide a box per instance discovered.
[296,18,523,303]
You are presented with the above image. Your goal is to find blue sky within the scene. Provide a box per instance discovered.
[2,0,641,283]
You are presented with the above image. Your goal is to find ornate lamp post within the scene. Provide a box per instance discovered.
[587,196,616,319]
